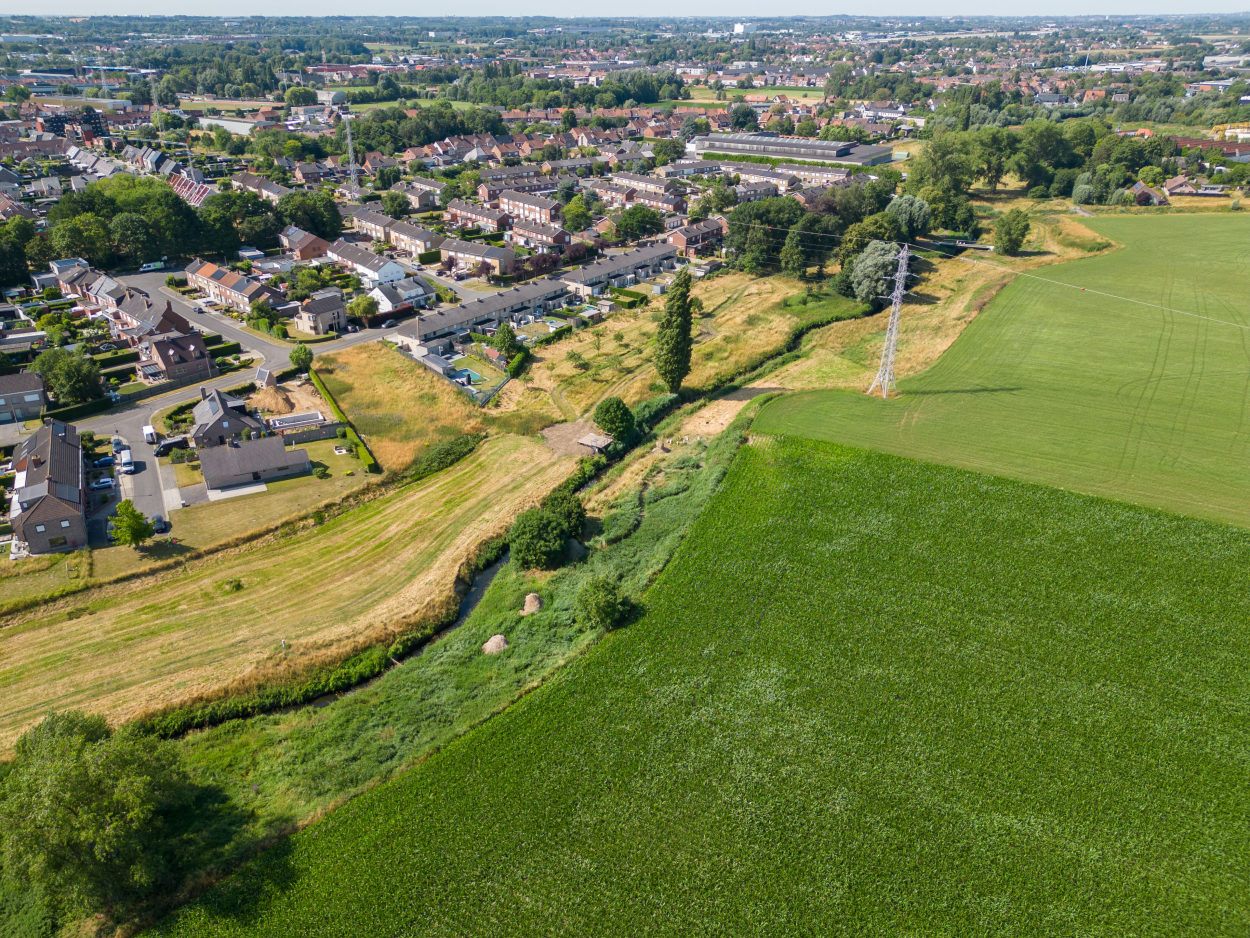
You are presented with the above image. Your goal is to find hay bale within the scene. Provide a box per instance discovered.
[519,593,543,616]
[482,634,509,655]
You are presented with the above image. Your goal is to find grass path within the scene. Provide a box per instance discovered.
[755,214,1250,527]
[151,437,1250,937]
[0,436,572,750]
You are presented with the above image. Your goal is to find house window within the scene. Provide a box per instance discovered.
[23,394,40,403]
[35,524,45,533]
[0,398,5,405]
[60,520,71,528]
[222,420,230,428]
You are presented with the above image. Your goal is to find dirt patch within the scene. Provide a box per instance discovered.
[248,380,327,418]
[541,420,601,457]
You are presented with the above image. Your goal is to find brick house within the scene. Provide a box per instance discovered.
[185,259,280,313]
[138,332,217,384]
[445,200,511,232]
[499,190,560,224]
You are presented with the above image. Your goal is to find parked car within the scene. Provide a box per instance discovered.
[90,478,115,490]
[151,515,169,534]
[106,520,117,542]
[382,319,398,329]
[111,437,124,453]
[153,436,188,457]
[93,455,114,468]
[345,324,359,333]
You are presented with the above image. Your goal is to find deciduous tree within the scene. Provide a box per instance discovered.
[110,500,154,550]
[653,267,695,393]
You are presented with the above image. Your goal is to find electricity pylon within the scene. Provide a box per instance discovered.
[867,244,910,400]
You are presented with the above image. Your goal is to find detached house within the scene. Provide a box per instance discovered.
[138,332,216,384]
[9,420,87,555]
[199,435,311,491]
[292,288,346,335]
[190,388,264,448]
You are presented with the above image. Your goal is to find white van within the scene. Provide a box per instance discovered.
[142,425,158,444]
[138,261,164,273]
[119,449,135,474]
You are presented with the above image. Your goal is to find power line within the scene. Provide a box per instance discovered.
[718,218,1247,331]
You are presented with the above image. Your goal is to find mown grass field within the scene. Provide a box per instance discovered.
[756,214,1250,527]
[151,435,1250,937]
[0,436,572,751]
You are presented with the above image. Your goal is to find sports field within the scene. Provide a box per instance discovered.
[152,436,1250,937]
[755,214,1250,527]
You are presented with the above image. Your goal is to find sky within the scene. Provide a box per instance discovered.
[23,2,1250,19]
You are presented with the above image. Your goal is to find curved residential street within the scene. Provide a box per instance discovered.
[68,263,455,543]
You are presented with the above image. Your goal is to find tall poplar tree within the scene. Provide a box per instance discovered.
[653,268,695,394]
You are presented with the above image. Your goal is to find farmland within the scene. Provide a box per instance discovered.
[152,435,1250,937]
[756,214,1250,527]
[0,435,572,751]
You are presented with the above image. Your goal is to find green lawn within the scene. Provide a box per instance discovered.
[149,436,1250,937]
[756,214,1250,528]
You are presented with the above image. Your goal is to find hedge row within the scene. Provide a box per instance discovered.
[90,349,140,366]
[399,433,483,485]
[309,368,380,473]
[134,646,395,739]
[213,341,242,357]
[532,324,572,348]
[43,396,112,422]
[202,333,224,347]
[417,249,441,264]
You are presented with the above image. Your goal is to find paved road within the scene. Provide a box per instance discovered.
[13,261,492,544]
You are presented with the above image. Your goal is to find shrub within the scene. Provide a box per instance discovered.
[506,349,530,378]
[314,466,330,480]
[593,396,635,441]
[575,576,627,631]
[541,490,586,542]
[993,209,1031,257]
[1028,186,1050,200]
[509,509,567,569]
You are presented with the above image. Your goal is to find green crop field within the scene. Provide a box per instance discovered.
[756,214,1250,527]
[152,436,1250,937]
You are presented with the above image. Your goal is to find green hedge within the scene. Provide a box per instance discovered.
[43,396,112,422]
[91,349,140,366]
[100,364,137,380]
[309,368,380,473]
[399,432,483,485]
[417,249,441,264]
[213,341,242,357]
[532,324,572,348]
[202,333,224,347]
[611,286,649,302]
[506,349,530,378]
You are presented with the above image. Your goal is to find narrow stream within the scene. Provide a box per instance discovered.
[309,551,510,710]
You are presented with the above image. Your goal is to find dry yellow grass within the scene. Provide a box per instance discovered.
[316,343,560,468]
[0,435,573,750]
[525,273,807,418]
[316,343,487,470]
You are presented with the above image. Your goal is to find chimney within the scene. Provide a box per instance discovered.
[200,386,208,400]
